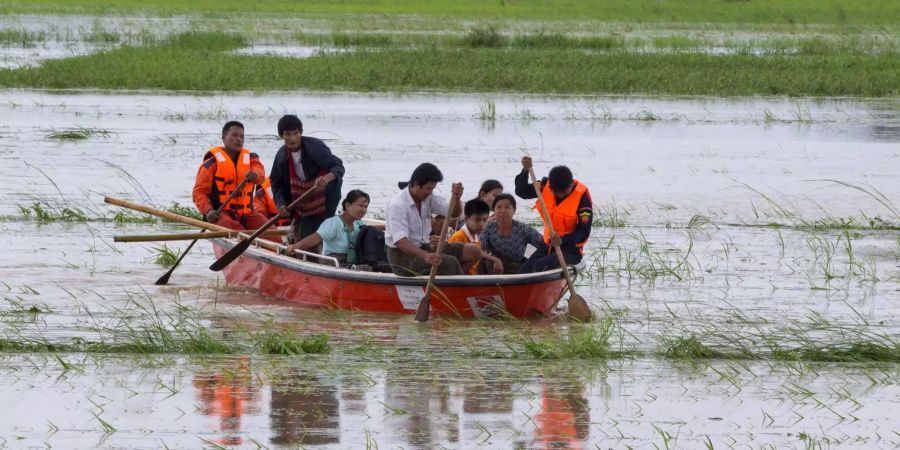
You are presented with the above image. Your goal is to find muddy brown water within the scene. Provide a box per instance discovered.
[1,89,899,448]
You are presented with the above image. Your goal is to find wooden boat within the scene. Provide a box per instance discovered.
[209,237,578,319]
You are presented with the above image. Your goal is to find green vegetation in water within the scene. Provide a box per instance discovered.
[17,202,88,222]
[589,232,700,282]
[150,244,180,267]
[1,31,899,96]
[520,318,625,359]
[0,293,331,356]
[4,0,900,25]
[659,313,900,363]
[6,200,201,223]
[254,329,330,355]
[661,335,753,360]
[741,181,900,230]
[46,126,112,140]
[162,201,203,221]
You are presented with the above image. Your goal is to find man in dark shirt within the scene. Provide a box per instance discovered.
[269,115,345,243]
[514,156,593,273]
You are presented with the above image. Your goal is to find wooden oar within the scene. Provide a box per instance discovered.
[103,197,280,252]
[528,167,592,322]
[210,184,320,271]
[415,187,461,323]
[114,229,288,243]
[155,178,250,285]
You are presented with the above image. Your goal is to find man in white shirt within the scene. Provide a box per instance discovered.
[385,163,475,276]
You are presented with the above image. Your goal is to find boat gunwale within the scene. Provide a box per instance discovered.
[211,237,576,287]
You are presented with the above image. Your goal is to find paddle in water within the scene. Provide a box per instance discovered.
[155,177,251,285]
[209,180,320,271]
[415,186,462,322]
[527,164,593,322]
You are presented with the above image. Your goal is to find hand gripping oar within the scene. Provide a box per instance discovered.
[155,178,250,285]
[210,184,319,271]
[528,167,592,322]
[415,188,462,323]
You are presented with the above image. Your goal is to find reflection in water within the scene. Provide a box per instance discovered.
[192,357,260,446]
[462,369,514,415]
[535,382,590,449]
[269,370,340,446]
[384,363,453,448]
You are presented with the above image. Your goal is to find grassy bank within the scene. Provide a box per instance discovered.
[4,0,900,26]
[1,31,898,96]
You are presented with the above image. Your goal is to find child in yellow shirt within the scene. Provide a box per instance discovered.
[449,198,500,274]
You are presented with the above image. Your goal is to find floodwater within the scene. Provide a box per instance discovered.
[1,89,899,448]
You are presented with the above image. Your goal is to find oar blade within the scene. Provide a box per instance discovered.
[209,239,251,271]
[414,296,431,322]
[566,293,592,322]
[154,271,173,285]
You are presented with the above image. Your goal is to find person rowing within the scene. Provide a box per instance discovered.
[192,121,269,230]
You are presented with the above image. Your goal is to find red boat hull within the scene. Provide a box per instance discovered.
[211,239,573,318]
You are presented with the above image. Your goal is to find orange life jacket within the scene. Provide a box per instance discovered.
[535,179,589,254]
[254,178,279,217]
[207,146,255,217]
[253,178,290,225]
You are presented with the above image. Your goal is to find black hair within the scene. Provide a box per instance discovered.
[341,189,370,211]
[277,114,303,137]
[408,163,443,188]
[548,165,574,191]
[492,193,517,210]
[464,198,491,217]
[478,179,503,197]
[222,121,244,136]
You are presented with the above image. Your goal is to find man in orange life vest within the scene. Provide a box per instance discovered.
[192,121,269,230]
[514,156,593,273]
[269,115,344,243]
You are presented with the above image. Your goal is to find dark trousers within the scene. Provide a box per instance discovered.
[386,243,465,276]
[518,246,582,274]
[290,178,343,242]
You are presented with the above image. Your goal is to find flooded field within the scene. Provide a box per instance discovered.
[1,89,899,448]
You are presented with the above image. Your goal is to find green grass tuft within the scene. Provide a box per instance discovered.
[18,202,88,222]
[661,335,752,359]
[150,244,180,267]
[521,318,619,359]
[254,330,330,355]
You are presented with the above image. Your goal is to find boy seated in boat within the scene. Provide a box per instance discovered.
[284,190,376,270]
[448,198,503,275]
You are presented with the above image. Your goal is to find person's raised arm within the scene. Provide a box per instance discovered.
[514,156,543,199]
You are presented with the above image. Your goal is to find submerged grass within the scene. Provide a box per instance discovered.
[5,200,200,223]
[150,244,180,267]
[659,311,900,363]
[255,329,330,355]
[1,31,898,96]
[0,292,331,356]
[46,126,112,140]
[17,202,88,222]
[521,318,622,359]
